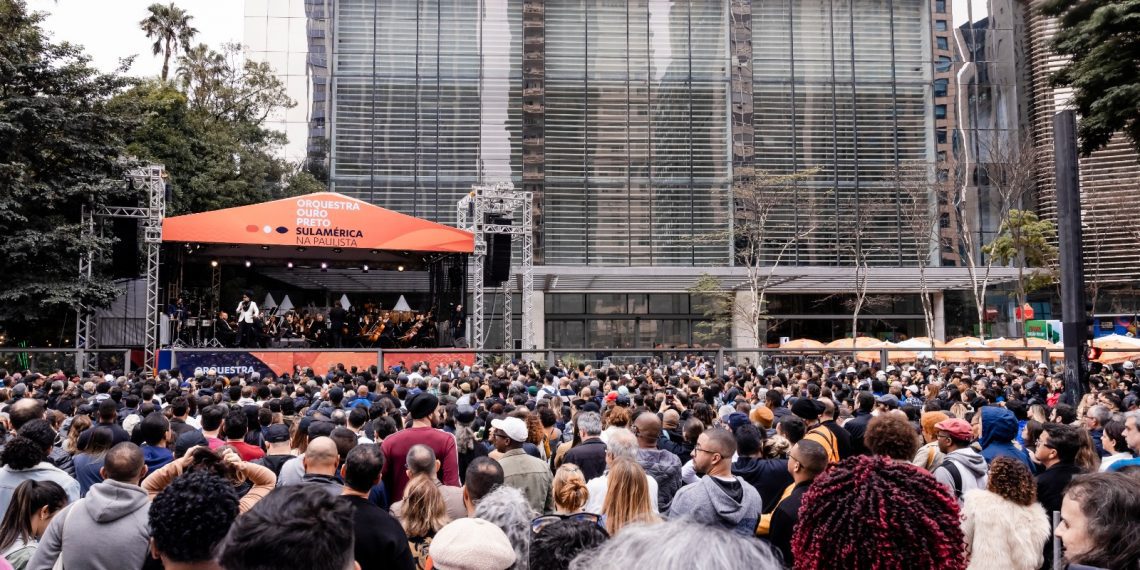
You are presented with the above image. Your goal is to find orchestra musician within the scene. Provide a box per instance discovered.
[235,292,260,348]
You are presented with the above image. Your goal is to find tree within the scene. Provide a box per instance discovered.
[982,210,1058,339]
[689,274,734,346]
[0,0,139,334]
[1041,0,1140,156]
[897,159,945,340]
[140,2,198,82]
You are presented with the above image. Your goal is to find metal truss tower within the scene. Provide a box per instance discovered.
[457,182,535,352]
[75,165,166,374]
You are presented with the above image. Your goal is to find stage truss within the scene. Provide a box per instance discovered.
[75,165,166,374]
[457,182,535,352]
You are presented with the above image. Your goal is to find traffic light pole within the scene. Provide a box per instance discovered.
[1053,110,1087,405]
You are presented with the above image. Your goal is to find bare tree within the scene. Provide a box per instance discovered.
[897,159,945,340]
[955,131,1035,340]
[829,189,899,343]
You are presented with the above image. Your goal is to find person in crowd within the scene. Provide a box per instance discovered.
[0,421,79,515]
[764,439,828,567]
[1098,419,1133,471]
[72,426,113,497]
[339,445,415,570]
[399,475,451,569]
[600,458,658,536]
[583,429,657,515]
[529,518,608,570]
[932,417,989,502]
[977,406,1032,470]
[0,481,67,570]
[138,412,174,472]
[28,443,150,570]
[730,424,791,514]
[147,471,240,570]
[451,404,485,483]
[218,485,356,570]
[669,428,761,535]
[221,410,265,461]
[381,392,459,502]
[61,415,90,457]
[252,424,295,477]
[295,436,342,496]
[390,445,466,522]
[817,397,853,459]
[790,398,839,463]
[461,456,504,517]
[843,392,876,456]
[791,455,966,570]
[864,413,921,461]
[1034,422,1084,514]
[143,446,275,514]
[960,456,1051,570]
[430,518,517,570]
[1082,404,1111,457]
[630,412,681,512]
[1054,472,1140,570]
[75,400,130,450]
[568,519,781,570]
[1106,411,1140,472]
[1,400,74,478]
[913,411,949,471]
[561,412,606,482]
[550,464,588,515]
[473,485,533,570]
[490,416,553,515]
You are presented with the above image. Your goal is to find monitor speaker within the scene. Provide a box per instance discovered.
[484,233,512,286]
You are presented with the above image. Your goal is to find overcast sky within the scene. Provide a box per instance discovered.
[27,0,244,77]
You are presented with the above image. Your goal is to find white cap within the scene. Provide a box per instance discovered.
[845,366,857,374]
[876,371,887,380]
[886,365,897,373]
[1037,363,1048,369]
[953,367,965,373]
[490,417,528,443]
[995,367,1007,374]
[1124,361,1135,370]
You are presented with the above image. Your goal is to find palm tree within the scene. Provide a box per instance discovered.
[139,3,198,81]
[176,43,225,107]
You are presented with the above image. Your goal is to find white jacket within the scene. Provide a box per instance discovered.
[960,489,1050,570]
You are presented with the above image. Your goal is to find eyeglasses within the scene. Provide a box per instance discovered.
[692,446,719,458]
[491,431,508,440]
[531,513,607,534]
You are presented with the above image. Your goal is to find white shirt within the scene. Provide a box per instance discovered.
[584,471,659,515]
[1100,451,1133,472]
[237,301,260,324]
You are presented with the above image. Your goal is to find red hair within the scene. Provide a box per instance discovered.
[791,455,966,570]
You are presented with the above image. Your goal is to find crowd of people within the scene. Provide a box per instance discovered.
[0,354,1135,569]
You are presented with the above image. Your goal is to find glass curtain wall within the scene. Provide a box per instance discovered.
[544,0,732,266]
[331,0,522,226]
[752,0,932,266]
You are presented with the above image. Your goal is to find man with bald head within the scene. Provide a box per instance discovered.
[669,428,761,535]
[298,436,343,496]
[632,411,682,512]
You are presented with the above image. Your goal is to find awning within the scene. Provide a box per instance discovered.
[162,192,474,254]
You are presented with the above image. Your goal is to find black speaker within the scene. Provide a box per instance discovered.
[110,218,140,278]
[484,233,512,285]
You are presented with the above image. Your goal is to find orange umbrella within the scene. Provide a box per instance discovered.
[856,341,918,364]
[941,338,988,363]
[946,336,984,346]
[1092,335,1140,364]
[824,337,882,349]
[779,339,826,354]
[983,337,1063,362]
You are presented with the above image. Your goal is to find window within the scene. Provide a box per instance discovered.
[940,213,950,229]
[936,56,952,72]
[935,0,946,13]
[935,20,948,31]
[936,36,949,50]
[587,294,626,315]
[934,104,947,119]
[934,78,949,97]
[936,129,948,144]
[937,150,947,162]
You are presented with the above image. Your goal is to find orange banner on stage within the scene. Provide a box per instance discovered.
[383,353,477,372]
[162,192,474,253]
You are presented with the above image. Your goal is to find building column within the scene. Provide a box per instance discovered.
[933,291,946,341]
[733,290,761,364]
[526,290,545,358]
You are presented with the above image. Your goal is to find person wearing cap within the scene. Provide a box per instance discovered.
[490,416,554,514]
[252,424,295,477]
[791,398,839,463]
[931,418,988,503]
[428,517,516,570]
[380,392,460,503]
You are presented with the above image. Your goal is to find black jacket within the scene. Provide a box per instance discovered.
[1036,462,1082,513]
[844,411,874,456]
[767,480,812,567]
[732,456,792,514]
[821,419,853,459]
[564,438,608,481]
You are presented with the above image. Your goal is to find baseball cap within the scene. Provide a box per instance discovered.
[876,394,900,408]
[845,367,857,375]
[934,418,973,442]
[490,417,529,443]
[264,424,290,443]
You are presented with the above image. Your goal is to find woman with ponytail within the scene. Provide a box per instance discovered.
[0,480,67,570]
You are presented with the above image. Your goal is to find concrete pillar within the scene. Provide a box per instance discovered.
[525,290,545,362]
[733,290,761,365]
[933,291,946,341]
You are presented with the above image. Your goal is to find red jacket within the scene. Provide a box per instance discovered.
[380,427,460,502]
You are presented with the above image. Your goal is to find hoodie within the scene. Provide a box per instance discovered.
[731,456,792,513]
[637,448,683,512]
[933,447,989,502]
[978,407,1032,470]
[0,463,80,516]
[669,474,762,535]
[27,479,150,570]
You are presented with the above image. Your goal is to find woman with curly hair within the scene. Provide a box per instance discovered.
[791,455,966,570]
[864,413,920,462]
[1055,472,1140,570]
[960,456,1050,570]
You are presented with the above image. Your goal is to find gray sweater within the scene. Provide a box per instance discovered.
[27,479,150,570]
[668,474,762,535]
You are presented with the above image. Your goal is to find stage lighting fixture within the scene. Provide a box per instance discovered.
[397,265,405,272]
[244,260,252,268]
[210,260,218,268]
[296,247,307,252]
[320,262,328,272]
[333,248,343,254]
[362,264,369,273]
[370,249,380,255]
[286,261,294,269]
[260,245,271,251]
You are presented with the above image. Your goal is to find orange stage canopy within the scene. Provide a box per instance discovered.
[162,192,474,254]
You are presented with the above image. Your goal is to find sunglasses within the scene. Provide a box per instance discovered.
[531,513,607,534]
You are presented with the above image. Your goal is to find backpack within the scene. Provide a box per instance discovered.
[940,457,966,499]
